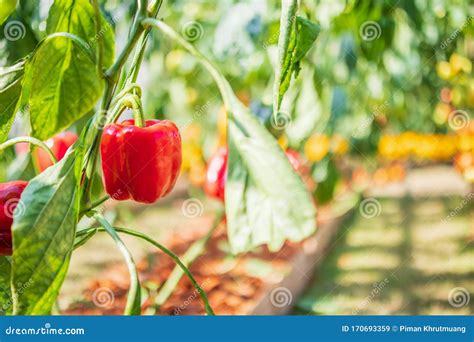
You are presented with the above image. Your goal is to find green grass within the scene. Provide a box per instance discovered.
[295,196,474,315]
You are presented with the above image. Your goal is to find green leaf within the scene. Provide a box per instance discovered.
[28,36,103,140]
[0,0,16,25]
[0,60,24,143]
[11,152,77,314]
[273,0,319,115]
[226,100,316,253]
[47,0,115,67]
[0,257,12,315]
[148,19,317,254]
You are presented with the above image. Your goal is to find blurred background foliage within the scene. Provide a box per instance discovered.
[1,0,473,196]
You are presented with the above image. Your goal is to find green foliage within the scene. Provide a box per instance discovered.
[0,0,16,25]
[0,61,24,143]
[27,36,103,140]
[26,0,115,140]
[273,0,320,115]
[11,152,77,314]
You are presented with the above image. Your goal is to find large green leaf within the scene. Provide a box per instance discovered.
[273,0,319,115]
[11,152,77,314]
[148,19,317,254]
[27,0,115,140]
[28,36,103,140]
[0,0,16,25]
[0,60,24,143]
[0,257,12,315]
[47,0,115,68]
[226,98,316,252]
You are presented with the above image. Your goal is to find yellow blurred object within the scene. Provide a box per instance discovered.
[165,50,185,71]
[378,132,470,161]
[304,134,330,162]
[450,53,472,74]
[330,135,349,156]
[278,135,289,150]
[217,106,227,146]
[182,123,202,142]
[437,61,452,80]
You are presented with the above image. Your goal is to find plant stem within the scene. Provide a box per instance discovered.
[80,195,110,216]
[94,213,142,315]
[75,226,215,315]
[0,136,58,164]
[153,208,224,311]
[126,0,164,84]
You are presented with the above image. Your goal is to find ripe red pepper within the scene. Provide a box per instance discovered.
[100,119,182,204]
[204,147,303,202]
[0,181,28,256]
[16,131,78,171]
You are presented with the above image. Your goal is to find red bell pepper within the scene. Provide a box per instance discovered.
[0,181,28,256]
[203,147,228,201]
[16,131,78,172]
[100,119,182,204]
[204,147,303,202]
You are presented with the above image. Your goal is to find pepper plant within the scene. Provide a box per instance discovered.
[0,0,318,315]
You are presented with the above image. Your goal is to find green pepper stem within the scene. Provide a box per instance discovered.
[153,207,224,311]
[94,212,142,315]
[123,94,145,127]
[75,225,215,315]
[0,136,58,164]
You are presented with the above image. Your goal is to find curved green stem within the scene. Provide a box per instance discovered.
[123,95,145,127]
[154,208,224,311]
[142,18,234,112]
[80,195,109,216]
[111,84,143,106]
[75,226,215,315]
[94,212,142,315]
[0,136,58,164]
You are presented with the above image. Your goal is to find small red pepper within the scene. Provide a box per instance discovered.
[16,131,78,172]
[100,119,182,204]
[0,181,28,256]
[204,147,303,202]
